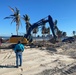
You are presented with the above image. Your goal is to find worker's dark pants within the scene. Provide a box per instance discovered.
[16,52,22,67]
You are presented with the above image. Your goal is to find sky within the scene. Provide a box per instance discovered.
[0,0,76,36]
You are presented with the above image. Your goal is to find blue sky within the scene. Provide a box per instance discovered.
[0,0,76,36]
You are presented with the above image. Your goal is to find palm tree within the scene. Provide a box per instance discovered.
[42,26,50,35]
[41,25,46,42]
[22,14,31,34]
[42,25,46,34]
[54,20,57,26]
[4,6,21,35]
[62,32,67,38]
[32,27,38,42]
[54,19,59,34]
[73,31,76,36]
[56,30,62,39]
[46,27,50,34]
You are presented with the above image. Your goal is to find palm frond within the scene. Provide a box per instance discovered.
[54,20,57,25]
[23,15,25,18]
[23,14,30,22]
[10,14,15,17]
[10,18,16,24]
[8,6,15,13]
[22,17,25,21]
[4,17,13,19]
[15,7,19,15]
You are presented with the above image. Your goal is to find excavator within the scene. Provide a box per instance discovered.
[9,15,58,44]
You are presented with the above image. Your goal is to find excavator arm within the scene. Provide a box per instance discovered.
[25,15,57,42]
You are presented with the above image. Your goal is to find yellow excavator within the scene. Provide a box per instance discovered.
[9,15,58,44]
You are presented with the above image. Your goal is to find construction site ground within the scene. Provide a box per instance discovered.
[0,41,76,75]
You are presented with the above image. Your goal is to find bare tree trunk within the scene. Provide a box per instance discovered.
[16,24,19,35]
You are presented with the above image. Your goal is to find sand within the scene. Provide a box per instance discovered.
[0,41,76,75]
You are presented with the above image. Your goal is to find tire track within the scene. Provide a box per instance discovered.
[0,51,13,64]
[50,61,76,75]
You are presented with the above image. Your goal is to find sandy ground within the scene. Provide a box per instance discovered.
[0,42,76,75]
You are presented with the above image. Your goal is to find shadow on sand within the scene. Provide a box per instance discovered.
[0,65,16,68]
[46,47,57,52]
[40,47,57,54]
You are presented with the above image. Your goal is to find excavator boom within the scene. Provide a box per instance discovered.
[25,15,57,42]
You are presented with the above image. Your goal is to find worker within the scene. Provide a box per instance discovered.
[14,41,24,68]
